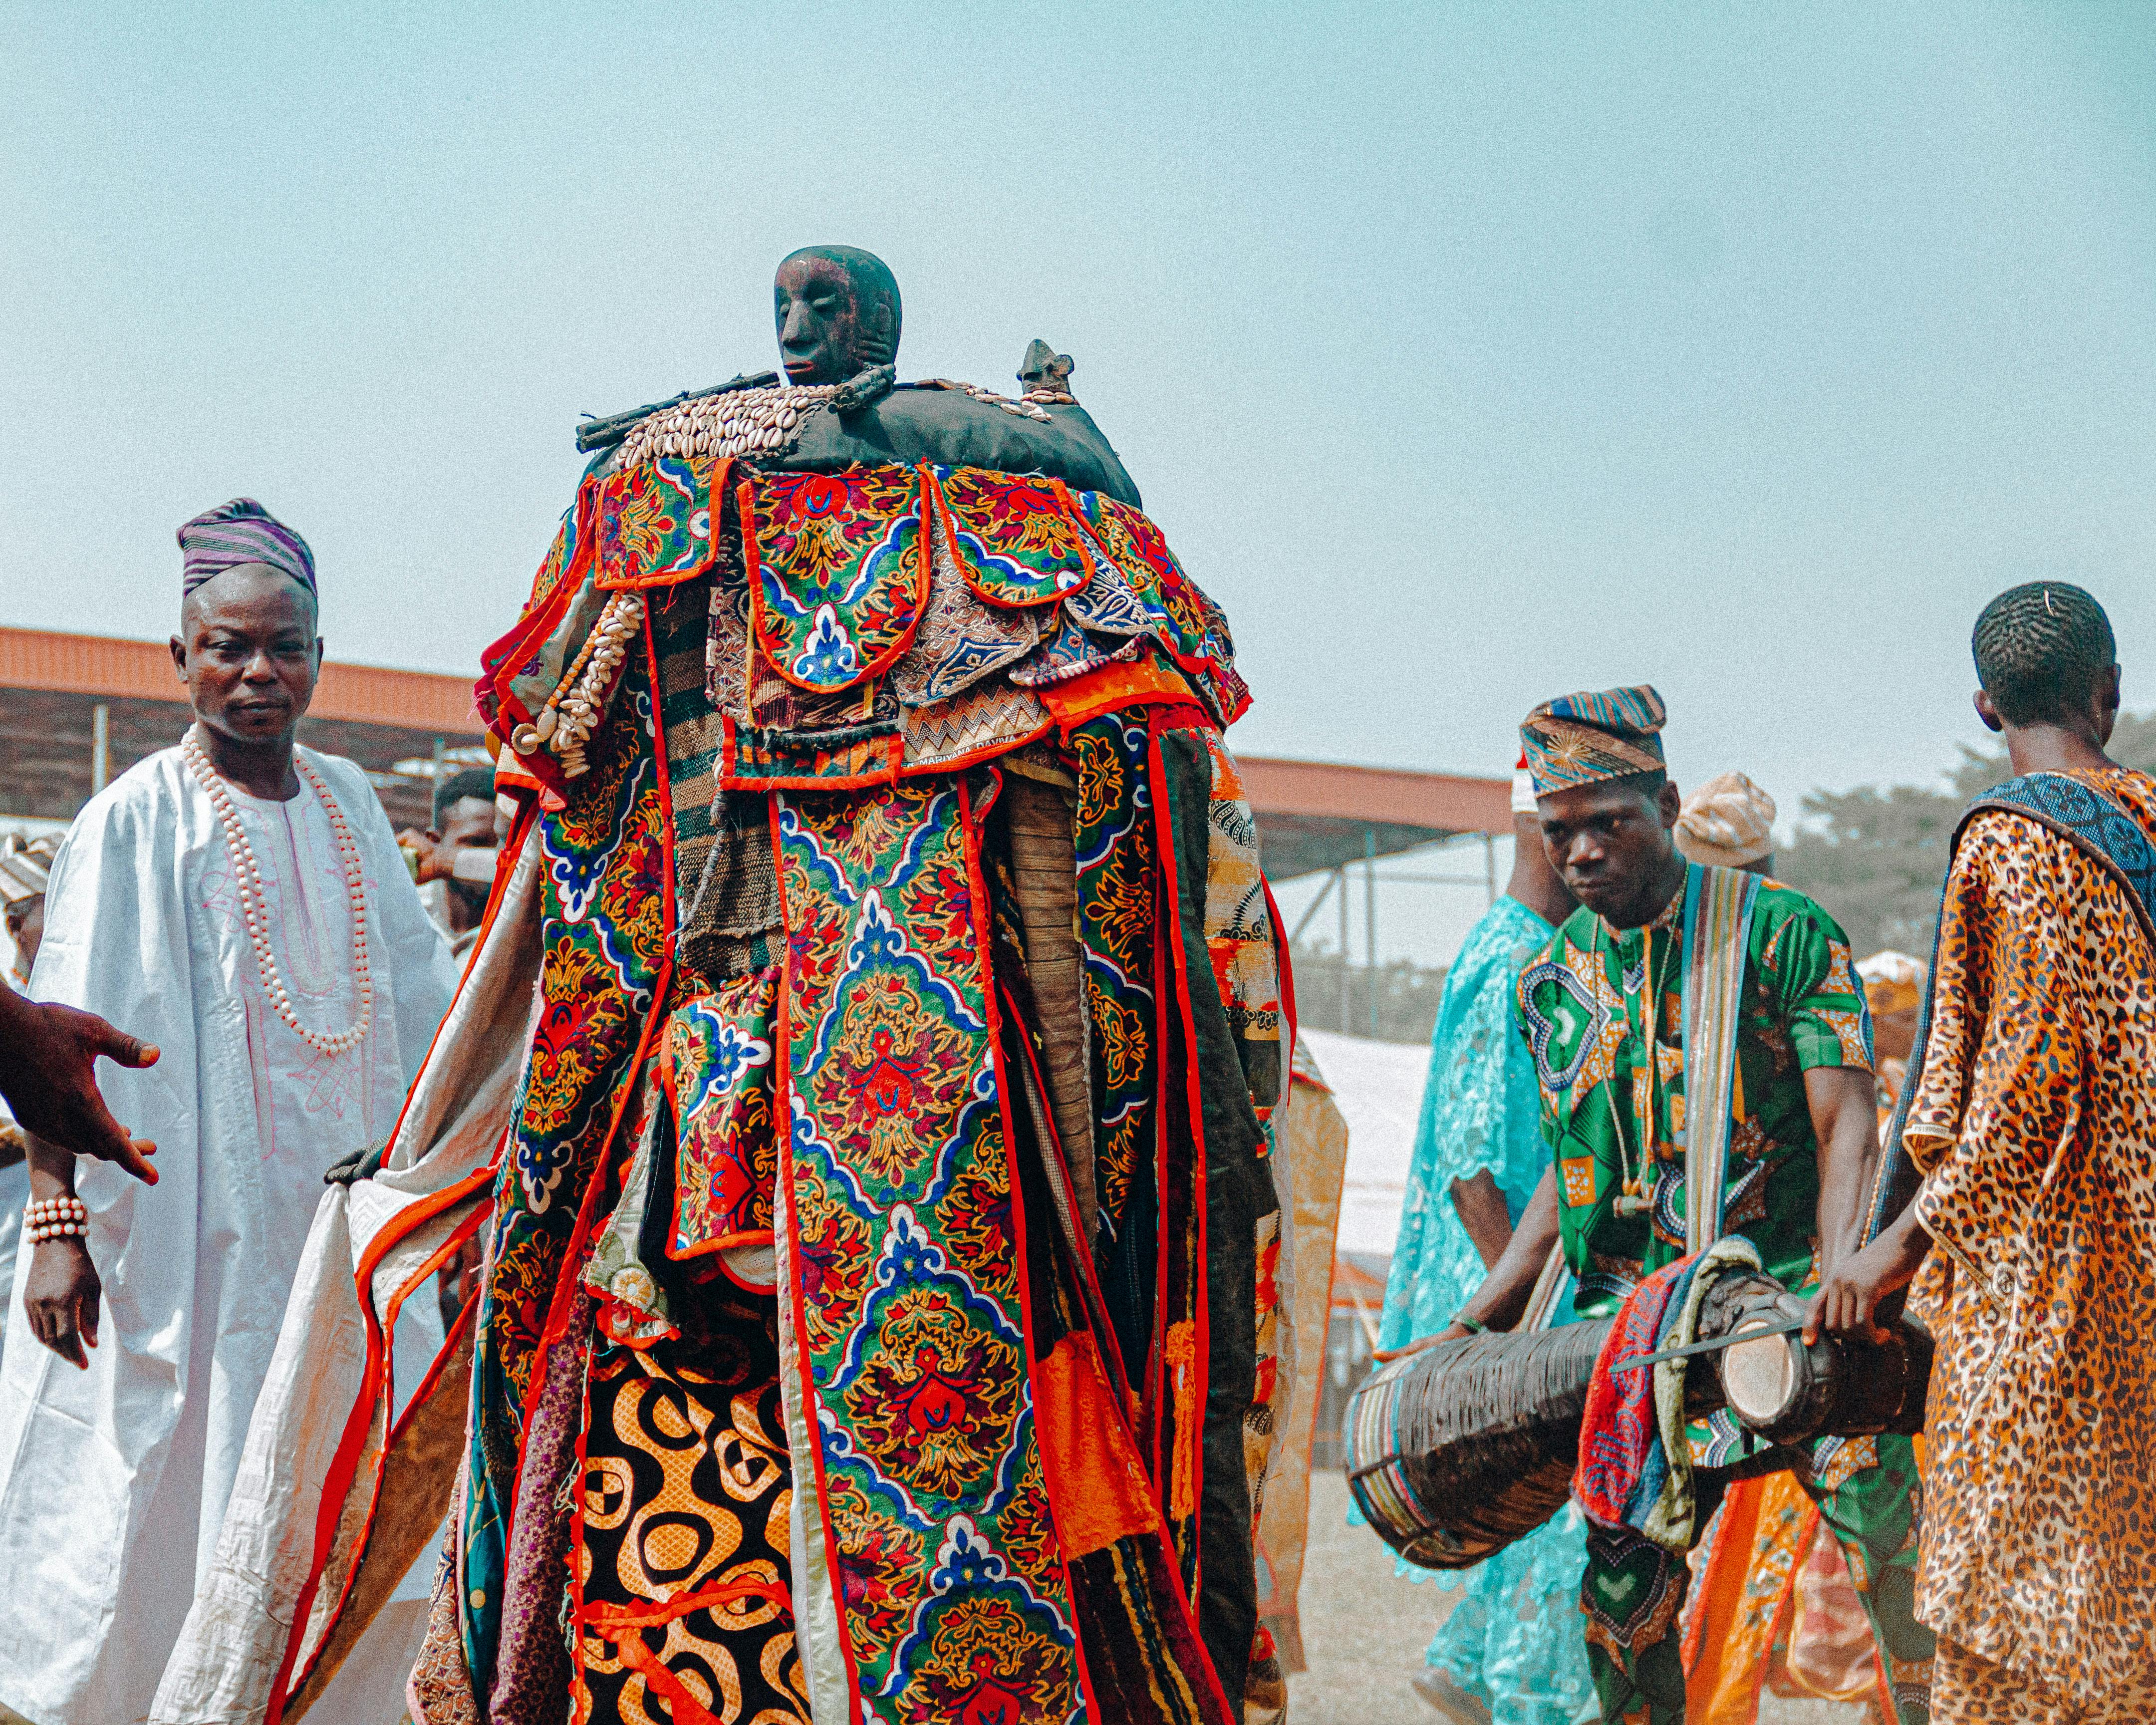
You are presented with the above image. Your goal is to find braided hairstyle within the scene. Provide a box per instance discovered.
[1970,581,2116,727]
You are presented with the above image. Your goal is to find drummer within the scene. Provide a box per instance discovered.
[1435,686,1933,1725]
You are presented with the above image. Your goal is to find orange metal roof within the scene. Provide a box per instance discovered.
[1236,755,1511,838]
[0,626,482,735]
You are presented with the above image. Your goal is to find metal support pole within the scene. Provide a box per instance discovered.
[1336,865,1350,1035]
[1364,826,1379,1038]
[1485,833,1496,905]
[90,704,110,797]
[1288,869,1338,944]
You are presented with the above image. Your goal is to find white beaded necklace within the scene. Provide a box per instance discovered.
[182,726,374,1058]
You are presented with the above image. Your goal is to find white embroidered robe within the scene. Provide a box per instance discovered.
[0,744,454,1725]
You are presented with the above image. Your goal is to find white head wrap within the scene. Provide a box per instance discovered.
[1674,771,1776,868]
[1510,752,1538,815]
[0,832,58,906]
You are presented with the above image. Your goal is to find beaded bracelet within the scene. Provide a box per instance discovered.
[1452,1313,1488,1335]
[24,1195,87,1246]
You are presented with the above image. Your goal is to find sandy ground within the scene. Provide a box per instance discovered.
[1288,1468,1462,1725]
[0,1470,1871,1725]
[1287,1469,1875,1725]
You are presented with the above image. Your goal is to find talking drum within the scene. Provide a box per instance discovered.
[1345,1279,1933,1570]
[1345,1324,1610,1570]
[1709,1280,1933,1446]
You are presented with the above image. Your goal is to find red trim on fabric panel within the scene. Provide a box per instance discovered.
[660,971,783,1269]
[506,953,673,1575]
[738,477,777,695]
[892,715,1056,783]
[1141,902,1172,1497]
[285,1171,497,1702]
[267,1329,384,1723]
[475,593,579,800]
[297,1195,491,1697]
[999,977,1132,1410]
[343,793,537,1232]
[1147,724,1212,1609]
[716,728,906,793]
[526,620,676,1423]
[1041,654,1200,738]
[968,795,1102,1725]
[268,1156,503,1721]
[593,456,734,591]
[1259,875,1296,1129]
[769,790,870,1723]
[933,468,1092,611]
[643,612,679,958]
[392,1234,483,1445]
[1048,478,1097,596]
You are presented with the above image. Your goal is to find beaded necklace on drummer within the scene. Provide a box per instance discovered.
[1595,916,1670,1218]
[181,725,374,1057]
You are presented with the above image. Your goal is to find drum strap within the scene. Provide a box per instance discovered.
[1864,769,2156,1242]
[1679,862,1761,1254]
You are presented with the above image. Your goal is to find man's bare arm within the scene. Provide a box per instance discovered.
[21,1132,101,1368]
[1450,1169,1515,1270]
[1800,1061,1935,1341]
[1805,1063,1881,1285]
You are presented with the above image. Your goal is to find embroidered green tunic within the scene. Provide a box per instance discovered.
[1512,876,1872,1315]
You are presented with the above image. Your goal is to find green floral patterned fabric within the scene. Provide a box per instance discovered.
[1513,870,1873,1311]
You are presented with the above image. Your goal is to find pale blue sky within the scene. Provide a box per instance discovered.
[6,3,2155,960]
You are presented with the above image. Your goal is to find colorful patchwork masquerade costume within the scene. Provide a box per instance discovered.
[1509,689,1933,1725]
[155,377,1291,1725]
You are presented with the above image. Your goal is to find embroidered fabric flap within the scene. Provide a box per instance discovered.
[594,455,731,590]
[745,465,930,694]
[933,467,1096,607]
[663,972,780,1259]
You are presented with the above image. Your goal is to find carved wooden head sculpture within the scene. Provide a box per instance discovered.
[774,246,902,385]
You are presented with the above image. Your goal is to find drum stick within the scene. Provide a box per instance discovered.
[1519,1240,1570,1333]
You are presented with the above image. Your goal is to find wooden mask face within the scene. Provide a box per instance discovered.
[774,246,900,385]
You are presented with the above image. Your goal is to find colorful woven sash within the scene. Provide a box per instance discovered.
[1678,862,1761,1253]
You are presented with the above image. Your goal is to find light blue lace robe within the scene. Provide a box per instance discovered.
[1373,895,1597,1725]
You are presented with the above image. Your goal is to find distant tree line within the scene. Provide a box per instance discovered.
[1775,711,2156,959]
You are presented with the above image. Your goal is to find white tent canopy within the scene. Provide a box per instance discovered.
[1298,1028,1428,1260]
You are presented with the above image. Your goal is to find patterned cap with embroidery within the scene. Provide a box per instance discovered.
[1520,685,1667,796]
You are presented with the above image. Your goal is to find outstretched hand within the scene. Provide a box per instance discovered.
[0,985,160,1182]
[1372,1320,1475,1363]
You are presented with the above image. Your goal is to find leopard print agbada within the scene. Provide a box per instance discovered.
[1902,768,2156,1714]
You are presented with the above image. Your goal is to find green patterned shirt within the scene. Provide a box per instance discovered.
[1513,871,1872,1314]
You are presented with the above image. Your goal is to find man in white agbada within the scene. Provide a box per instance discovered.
[0,500,455,1725]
